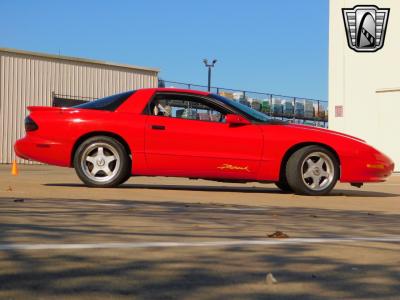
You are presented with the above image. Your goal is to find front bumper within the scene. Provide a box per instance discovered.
[340,148,394,183]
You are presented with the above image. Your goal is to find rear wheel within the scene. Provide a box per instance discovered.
[285,145,339,196]
[120,165,132,184]
[73,136,130,187]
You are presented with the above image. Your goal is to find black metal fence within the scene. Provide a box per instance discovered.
[159,80,328,127]
[51,82,329,127]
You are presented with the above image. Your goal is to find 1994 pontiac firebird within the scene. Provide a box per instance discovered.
[15,88,394,195]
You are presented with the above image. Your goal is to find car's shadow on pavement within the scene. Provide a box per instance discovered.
[43,183,400,198]
[331,189,399,198]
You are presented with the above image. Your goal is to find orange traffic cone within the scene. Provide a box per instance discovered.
[11,160,18,176]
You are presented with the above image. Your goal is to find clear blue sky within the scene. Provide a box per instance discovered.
[0,0,329,100]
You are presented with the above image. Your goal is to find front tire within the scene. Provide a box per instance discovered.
[275,179,293,193]
[285,145,339,196]
[73,136,131,187]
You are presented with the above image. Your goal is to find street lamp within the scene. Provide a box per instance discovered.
[203,59,217,92]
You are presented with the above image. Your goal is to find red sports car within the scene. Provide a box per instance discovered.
[15,88,394,195]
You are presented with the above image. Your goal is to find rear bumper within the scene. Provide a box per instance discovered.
[14,136,71,167]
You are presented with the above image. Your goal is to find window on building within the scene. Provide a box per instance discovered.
[53,95,90,107]
[52,91,135,111]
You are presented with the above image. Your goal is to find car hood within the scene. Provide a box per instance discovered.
[268,123,367,143]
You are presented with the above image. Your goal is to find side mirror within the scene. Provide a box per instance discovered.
[225,114,250,126]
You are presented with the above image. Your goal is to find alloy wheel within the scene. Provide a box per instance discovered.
[301,151,335,191]
[80,142,121,183]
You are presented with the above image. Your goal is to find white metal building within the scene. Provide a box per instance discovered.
[0,48,159,164]
[329,0,399,171]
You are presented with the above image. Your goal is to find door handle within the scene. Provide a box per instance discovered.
[151,125,166,130]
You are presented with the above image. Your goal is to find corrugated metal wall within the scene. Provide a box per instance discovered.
[0,49,158,164]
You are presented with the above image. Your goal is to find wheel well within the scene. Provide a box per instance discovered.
[70,132,132,167]
[279,142,341,181]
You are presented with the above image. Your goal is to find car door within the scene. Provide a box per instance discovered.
[143,92,263,179]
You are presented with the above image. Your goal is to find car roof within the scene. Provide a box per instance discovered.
[141,87,210,96]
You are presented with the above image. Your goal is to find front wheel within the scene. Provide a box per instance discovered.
[275,180,293,193]
[285,146,339,196]
[73,136,131,187]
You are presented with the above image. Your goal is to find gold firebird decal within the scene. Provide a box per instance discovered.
[217,163,250,172]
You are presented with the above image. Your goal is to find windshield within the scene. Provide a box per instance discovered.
[74,91,135,111]
[211,94,282,123]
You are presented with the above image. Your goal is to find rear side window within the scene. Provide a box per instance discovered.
[74,90,135,111]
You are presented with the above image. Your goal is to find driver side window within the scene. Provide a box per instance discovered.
[150,94,227,123]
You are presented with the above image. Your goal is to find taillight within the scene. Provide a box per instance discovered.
[25,116,38,132]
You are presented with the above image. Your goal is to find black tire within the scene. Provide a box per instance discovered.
[119,164,132,185]
[275,179,293,193]
[285,145,339,196]
[73,136,131,187]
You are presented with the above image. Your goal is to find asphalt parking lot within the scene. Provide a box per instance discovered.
[0,165,399,299]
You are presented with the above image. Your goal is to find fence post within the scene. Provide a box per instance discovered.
[270,94,273,117]
[293,97,296,123]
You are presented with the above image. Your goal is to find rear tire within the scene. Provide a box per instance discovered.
[285,145,339,196]
[120,164,132,185]
[73,136,130,187]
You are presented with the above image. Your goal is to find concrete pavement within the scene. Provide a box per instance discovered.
[0,165,399,299]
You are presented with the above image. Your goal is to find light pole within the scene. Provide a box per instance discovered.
[203,59,217,92]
